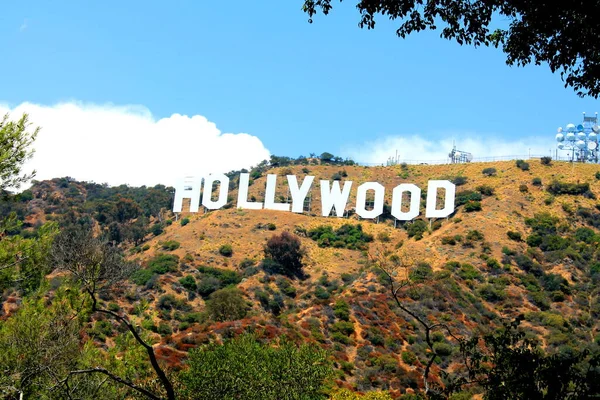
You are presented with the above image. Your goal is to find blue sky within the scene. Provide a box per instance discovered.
[1,1,598,185]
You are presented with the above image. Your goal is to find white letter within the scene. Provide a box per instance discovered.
[264,174,290,211]
[288,175,314,213]
[173,176,202,213]
[425,180,456,218]
[237,173,263,210]
[391,184,421,221]
[320,180,352,217]
[355,182,385,219]
[202,173,229,210]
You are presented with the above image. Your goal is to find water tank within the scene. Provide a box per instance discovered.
[556,133,564,142]
[576,139,586,149]
[566,132,576,141]
[566,123,576,132]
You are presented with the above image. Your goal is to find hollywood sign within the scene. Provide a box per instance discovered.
[173,173,456,220]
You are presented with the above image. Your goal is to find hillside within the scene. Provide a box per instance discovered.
[2,158,600,398]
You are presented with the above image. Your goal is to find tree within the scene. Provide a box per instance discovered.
[302,1,600,98]
[0,113,38,192]
[451,317,600,399]
[263,231,305,277]
[50,226,175,400]
[206,287,249,322]
[180,334,332,399]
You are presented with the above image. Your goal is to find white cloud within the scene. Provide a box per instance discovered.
[0,101,271,187]
[342,133,556,165]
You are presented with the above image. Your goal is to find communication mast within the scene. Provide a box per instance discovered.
[448,143,473,164]
[555,112,599,163]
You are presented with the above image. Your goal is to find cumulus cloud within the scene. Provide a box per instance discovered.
[0,102,271,187]
[342,133,555,165]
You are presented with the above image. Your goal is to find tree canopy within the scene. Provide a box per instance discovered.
[0,113,38,191]
[302,0,600,98]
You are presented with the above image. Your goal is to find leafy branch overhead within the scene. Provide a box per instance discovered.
[302,0,600,98]
[0,113,38,191]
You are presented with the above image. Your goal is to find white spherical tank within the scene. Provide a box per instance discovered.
[576,139,586,149]
[578,131,587,140]
[589,132,597,141]
[558,143,565,149]
[567,123,576,132]
[556,133,564,142]
[566,132,576,141]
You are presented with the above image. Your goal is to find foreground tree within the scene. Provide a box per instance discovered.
[0,113,38,192]
[451,317,600,399]
[179,334,332,400]
[50,226,175,400]
[302,0,600,98]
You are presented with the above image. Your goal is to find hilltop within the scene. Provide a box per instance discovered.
[2,158,600,398]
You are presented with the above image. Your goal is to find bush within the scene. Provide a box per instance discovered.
[532,177,542,186]
[401,351,417,365]
[180,217,190,226]
[516,160,530,171]
[179,275,197,291]
[131,269,155,286]
[464,201,482,212]
[197,276,224,298]
[519,184,528,193]
[433,342,453,357]
[333,300,350,321]
[206,287,248,321]
[547,181,592,196]
[456,190,482,206]
[148,254,179,274]
[482,167,497,176]
[407,220,428,240]
[308,224,373,250]
[596,171,600,180]
[219,244,233,257]
[507,231,522,241]
[452,176,468,186]
[157,322,172,335]
[331,321,355,336]
[161,240,180,251]
[158,294,191,311]
[476,185,495,196]
[410,262,433,283]
[540,156,552,165]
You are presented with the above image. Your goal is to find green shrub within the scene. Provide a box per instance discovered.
[157,322,173,335]
[482,167,497,176]
[331,321,355,336]
[219,244,233,257]
[507,231,522,241]
[333,300,350,321]
[179,275,197,291]
[441,236,456,245]
[158,294,191,311]
[206,287,248,321]
[410,262,433,283]
[401,351,417,365]
[519,184,528,193]
[532,177,542,186]
[433,342,453,357]
[407,220,428,240]
[464,201,482,212]
[547,181,593,197]
[516,160,530,171]
[308,223,373,250]
[263,231,305,277]
[180,217,190,226]
[540,156,552,165]
[131,269,155,286]
[148,254,179,274]
[452,176,468,186]
[476,185,495,196]
[161,240,180,251]
[466,230,484,241]
[456,190,482,206]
